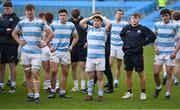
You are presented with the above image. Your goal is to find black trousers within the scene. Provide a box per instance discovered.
[94,51,113,90]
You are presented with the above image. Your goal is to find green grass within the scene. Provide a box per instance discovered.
[0,46,180,109]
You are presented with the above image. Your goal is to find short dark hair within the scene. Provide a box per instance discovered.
[92,11,102,15]
[38,12,45,19]
[160,9,171,16]
[92,15,103,21]
[25,4,35,11]
[71,8,80,18]
[132,13,141,18]
[45,12,54,24]
[3,1,12,7]
[115,9,124,14]
[172,11,180,21]
[58,9,68,15]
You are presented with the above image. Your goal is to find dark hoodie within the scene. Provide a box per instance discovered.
[0,13,20,45]
[120,24,156,55]
[68,16,88,47]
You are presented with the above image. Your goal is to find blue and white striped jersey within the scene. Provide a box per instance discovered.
[50,21,77,52]
[86,25,107,59]
[174,20,180,44]
[111,20,128,47]
[153,21,178,55]
[14,18,49,55]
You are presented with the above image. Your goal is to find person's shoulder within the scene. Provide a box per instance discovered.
[154,21,162,25]
[12,13,19,18]
[66,21,74,26]
[19,19,27,23]
[79,16,84,20]
[110,20,116,23]
[68,18,74,22]
[51,21,57,25]
[121,20,128,24]
[141,25,151,30]
[123,24,131,29]
[36,18,44,22]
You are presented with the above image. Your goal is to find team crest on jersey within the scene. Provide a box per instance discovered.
[9,18,13,21]
[137,30,141,34]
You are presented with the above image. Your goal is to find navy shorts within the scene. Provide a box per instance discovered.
[71,46,87,62]
[123,54,144,73]
[0,43,18,64]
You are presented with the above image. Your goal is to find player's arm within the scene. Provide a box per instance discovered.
[69,33,79,51]
[143,26,157,45]
[152,24,159,55]
[79,16,93,29]
[120,26,126,43]
[104,17,111,32]
[170,30,180,59]
[43,28,54,45]
[153,39,160,55]
[12,25,26,46]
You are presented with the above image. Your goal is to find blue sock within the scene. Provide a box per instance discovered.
[98,89,104,96]
[87,79,94,96]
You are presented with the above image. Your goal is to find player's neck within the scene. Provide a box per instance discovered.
[131,23,139,27]
[60,21,66,24]
[28,17,34,21]
[163,20,170,24]
[116,19,121,23]
[72,16,80,22]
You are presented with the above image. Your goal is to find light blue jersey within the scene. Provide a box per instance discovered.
[154,21,178,55]
[50,21,77,52]
[174,20,180,44]
[14,18,49,55]
[111,20,128,47]
[86,25,107,59]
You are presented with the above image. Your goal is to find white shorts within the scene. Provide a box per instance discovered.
[17,45,22,59]
[110,45,124,59]
[176,50,180,60]
[154,54,175,66]
[20,53,42,70]
[50,51,71,65]
[85,58,105,72]
[42,46,51,61]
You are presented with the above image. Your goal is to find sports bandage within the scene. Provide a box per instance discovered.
[24,67,31,71]
[33,77,40,83]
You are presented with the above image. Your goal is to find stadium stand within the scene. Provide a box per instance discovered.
[0,0,179,29]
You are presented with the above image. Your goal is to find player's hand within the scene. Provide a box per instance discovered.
[50,47,55,53]
[170,51,176,59]
[37,40,47,48]
[155,48,160,55]
[19,39,26,46]
[68,46,73,51]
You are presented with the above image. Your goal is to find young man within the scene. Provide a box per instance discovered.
[120,13,156,100]
[110,9,128,88]
[172,11,180,85]
[12,4,53,103]
[80,14,111,101]
[92,12,114,93]
[38,12,51,92]
[0,1,19,93]
[48,9,79,98]
[153,9,180,99]
[38,12,60,92]
[68,8,87,92]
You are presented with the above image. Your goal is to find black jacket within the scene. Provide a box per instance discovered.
[120,24,156,55]
[0,13,20,45]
